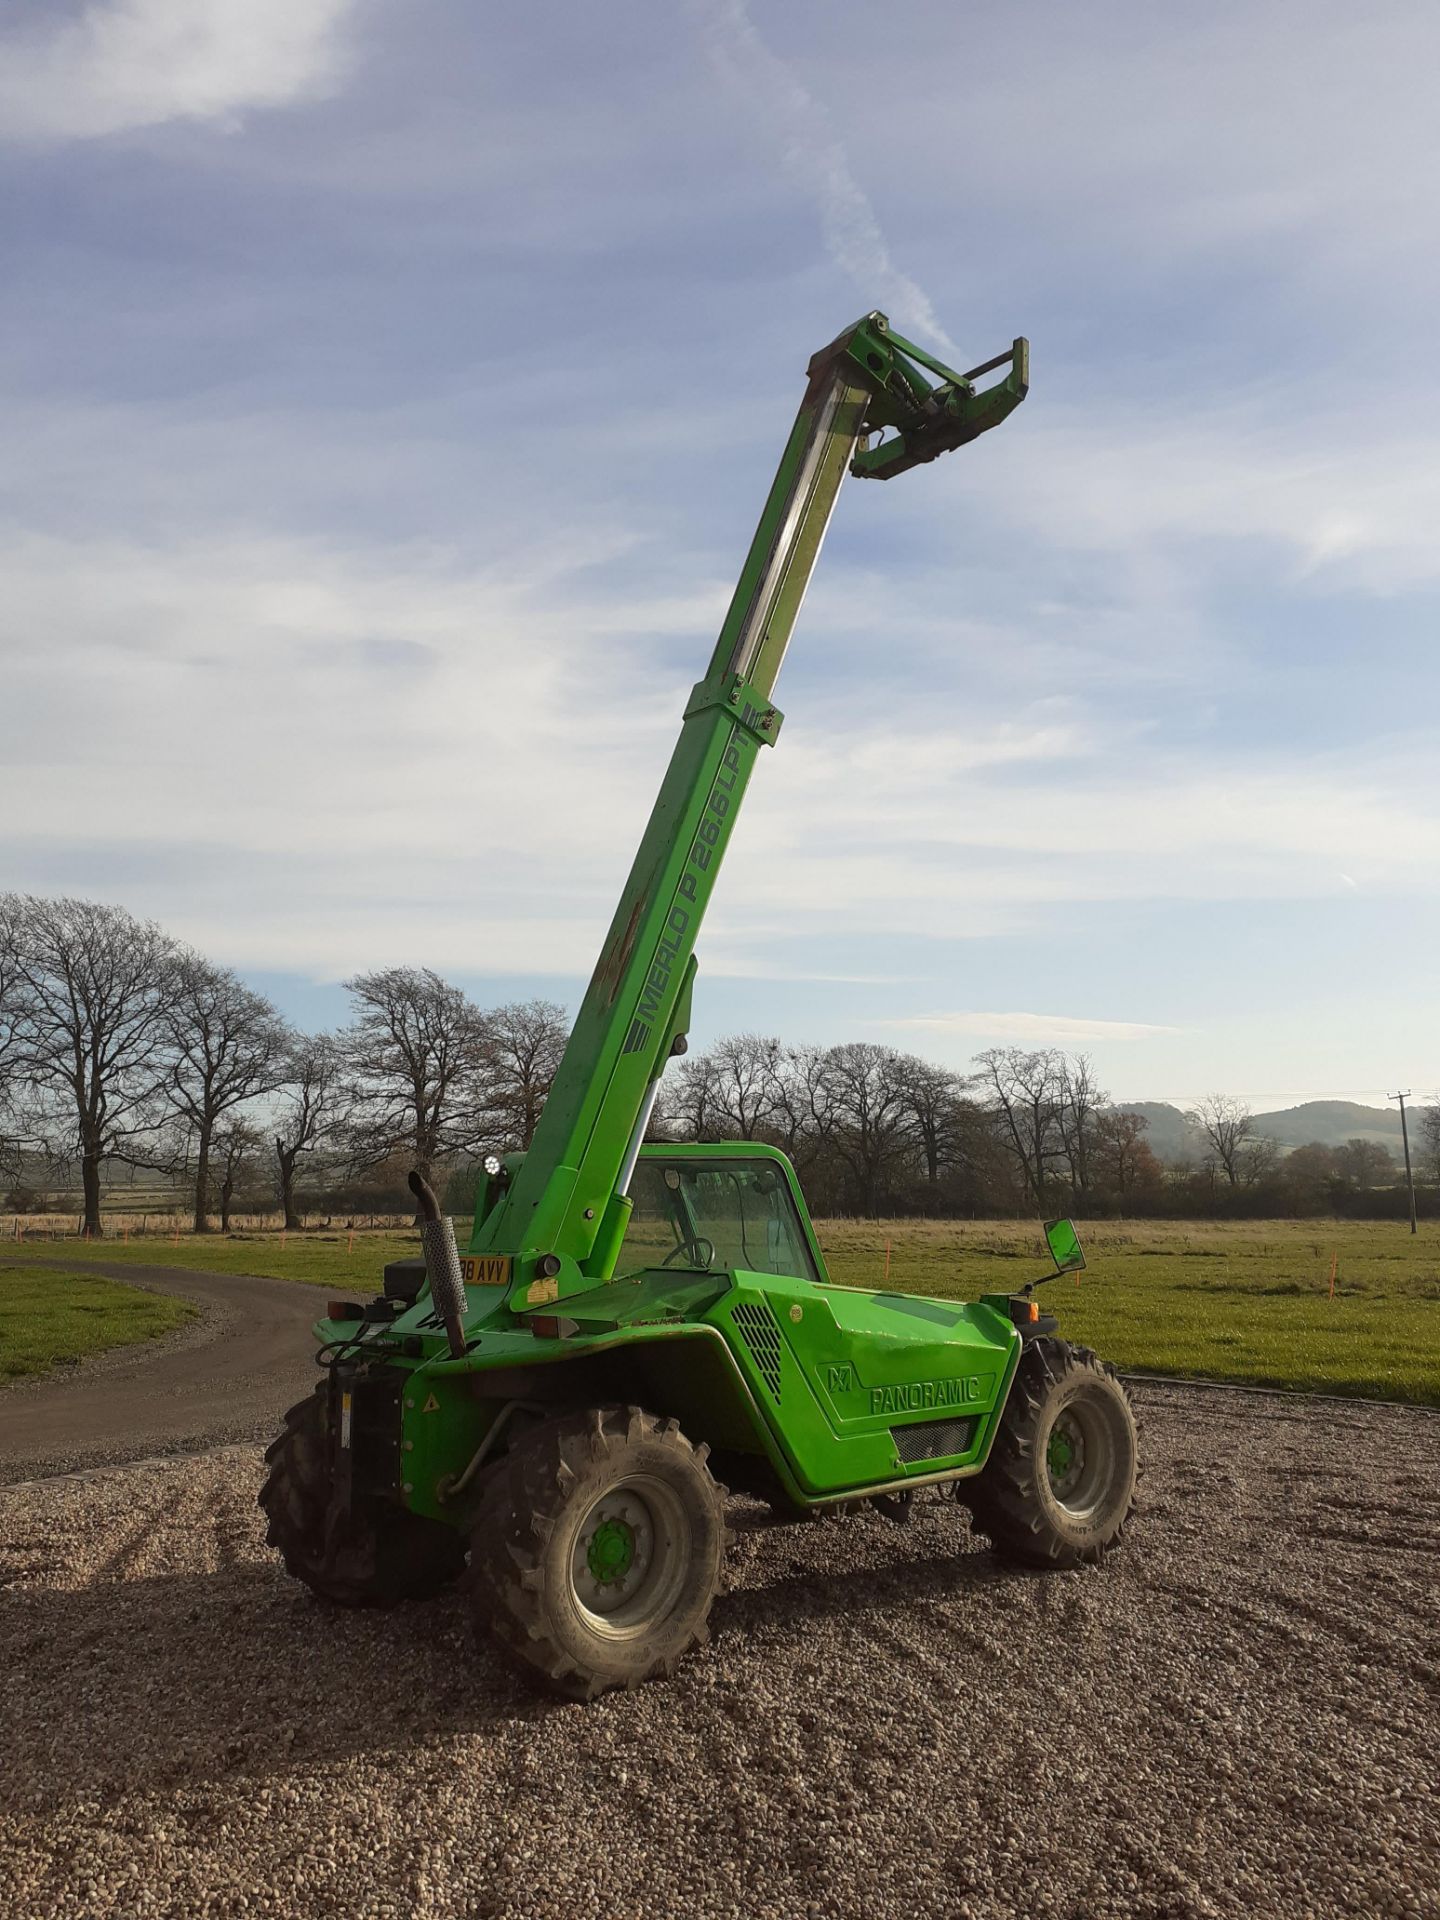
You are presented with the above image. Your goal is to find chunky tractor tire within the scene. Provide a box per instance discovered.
[469,1404,729,1700]
[259,1387,466,1608]
[965,1338,1137,1570]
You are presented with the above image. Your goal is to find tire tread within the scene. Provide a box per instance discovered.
[966,1337,1138,1570]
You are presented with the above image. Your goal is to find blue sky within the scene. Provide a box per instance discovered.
[2,0,1437,1113]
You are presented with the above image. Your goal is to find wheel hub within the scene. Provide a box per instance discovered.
[587,1516,636,1585]
[573,1489,656,1615]
[1046,1412,1086,1500]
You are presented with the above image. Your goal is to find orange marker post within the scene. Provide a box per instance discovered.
[1328,1250,1337,1301]
[883,1239,891,1284]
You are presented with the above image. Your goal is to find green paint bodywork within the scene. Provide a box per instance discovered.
[314,315,1038,1529]
[326,1141,1029,1524]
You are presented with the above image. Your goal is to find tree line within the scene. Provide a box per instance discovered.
[1,894,1434,1232]
[0,896,568,1235]
[663,1039,1439,1220]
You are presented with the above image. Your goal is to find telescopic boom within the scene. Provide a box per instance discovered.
[471,314,1028,1312]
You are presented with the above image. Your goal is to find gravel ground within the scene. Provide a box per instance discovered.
[2,1384,1436,1920]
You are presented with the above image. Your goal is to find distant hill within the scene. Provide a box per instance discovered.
[1249,1101,1402,1154]
[1113,1098,1402,1163]
[1115,1103,1198,1162]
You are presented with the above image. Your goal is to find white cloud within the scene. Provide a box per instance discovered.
[0,0,356,141]
[4,361,1439,994]
[971,400,1440,595]
[727,713,1440,934]
[829,4,1440,297]
[5,511,1435,990]
[691,0,955,351]
[0,522,721,977]
[882,1012,1183,1045]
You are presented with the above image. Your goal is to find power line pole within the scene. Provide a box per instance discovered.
[1390,1091,1417,1235]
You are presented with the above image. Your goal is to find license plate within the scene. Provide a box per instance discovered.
[458,1255,512,1287]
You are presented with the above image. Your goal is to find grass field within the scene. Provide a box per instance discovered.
[3,1217,1437,1405]
[819,1218,1440,1407]
[0,1266,197,1381]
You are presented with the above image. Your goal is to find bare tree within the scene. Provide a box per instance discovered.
[274,1035,342,1231]
[820,1043,914,1217]
[165,956,288,1233]
[341,968,485,1188]
[972,1047,1065,1205]
[1091,1110,1160,1199]
[5,896,179,1236]
[1186,1094,1254,1189]
[668,1052,725,1136]
[664,1033,788,1145]
[708,1033,784,1140]
[1335,1137,1395,1191]
[0,895,26,1179]
[764,1043,837,1187]
[1240,1133,1281,1189]
[1421,1101,1440,1186]
[0,896,20,1077]
[664,1048,729,1141]
[474,998,569,1151]
[1056,1054,1106,1198]
[1281,1142,1341,1211]
[894,1054,967,1202]
[212,1117,265,1232]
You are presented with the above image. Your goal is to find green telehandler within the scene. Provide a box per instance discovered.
[261,313,1138,1698]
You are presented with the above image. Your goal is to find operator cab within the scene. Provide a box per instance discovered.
[620,1147,822,1284]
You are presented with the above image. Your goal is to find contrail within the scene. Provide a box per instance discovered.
[692,0,956,353]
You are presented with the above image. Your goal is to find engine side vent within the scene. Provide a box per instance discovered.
[891,1417,976,1464]
[732,1299,783,1404]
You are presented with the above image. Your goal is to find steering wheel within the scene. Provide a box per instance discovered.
[660,1236,715,1272]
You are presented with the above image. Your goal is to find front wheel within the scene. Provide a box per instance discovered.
[964,1338,1137,1569]
[259,1385,466,1607]
[469,1404,728,1699]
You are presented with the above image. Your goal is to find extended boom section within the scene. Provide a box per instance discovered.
[472,314,1029,1313]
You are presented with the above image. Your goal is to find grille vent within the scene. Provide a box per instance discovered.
[891,1418,975,1464]
[732,1300,784,1403]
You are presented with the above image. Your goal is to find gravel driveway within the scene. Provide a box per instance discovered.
[2,1384,1436,1920]
[0,1261,318,1482]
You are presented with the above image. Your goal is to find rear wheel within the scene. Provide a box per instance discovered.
[469,1404,728,1699]
[259,1385,466,1607]
[965,1338,1137,1569]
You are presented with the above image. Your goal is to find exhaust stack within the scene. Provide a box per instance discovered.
[408,1170,468,1358]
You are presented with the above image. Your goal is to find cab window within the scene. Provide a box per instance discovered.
[621,1158,819,1283]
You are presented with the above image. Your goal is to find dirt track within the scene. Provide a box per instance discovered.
[0,1261,317,1482]
[2,1384,1436,1920]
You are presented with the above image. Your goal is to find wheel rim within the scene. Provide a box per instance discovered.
[570,1474,690,1640]
[1044,1392,1125,1522]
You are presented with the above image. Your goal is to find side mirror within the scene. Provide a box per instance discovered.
[1043,1217,1086,1277]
